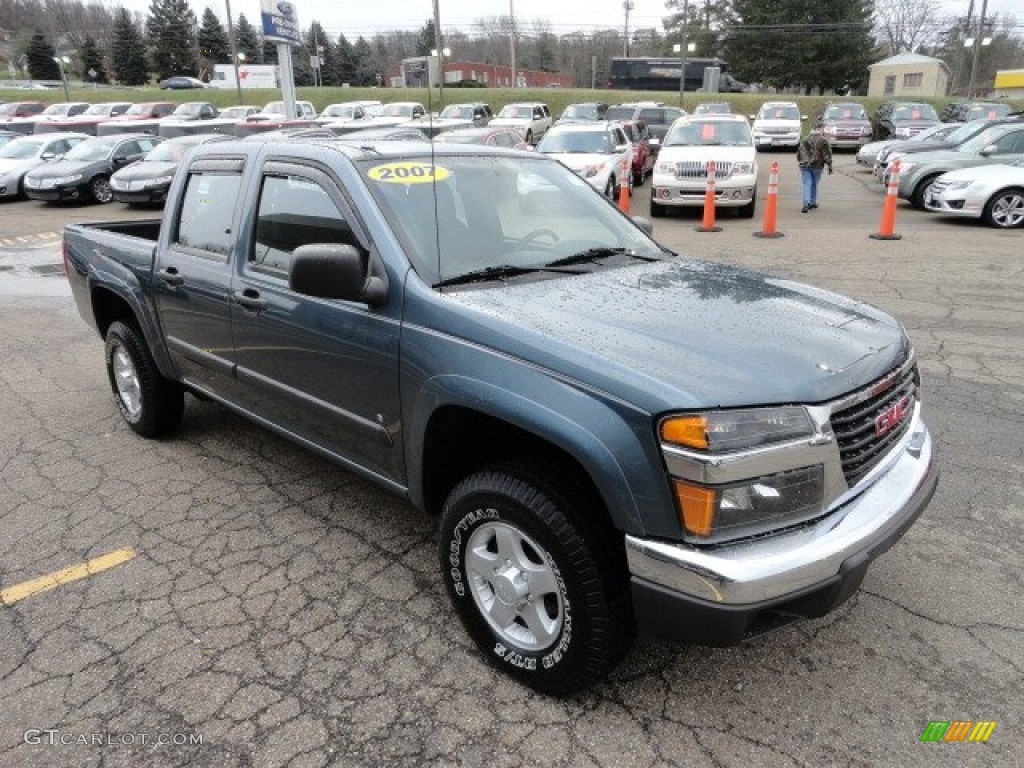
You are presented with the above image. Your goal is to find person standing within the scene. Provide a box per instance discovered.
[797,127,833,213]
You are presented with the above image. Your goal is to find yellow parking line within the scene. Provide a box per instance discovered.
[0,548,137,606]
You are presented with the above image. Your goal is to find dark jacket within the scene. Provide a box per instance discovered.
[798,131,833,170]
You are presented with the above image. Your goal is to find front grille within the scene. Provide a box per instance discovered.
[831,365,917,487]
[674,161,733,179]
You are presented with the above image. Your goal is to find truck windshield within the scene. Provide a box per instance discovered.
[356,154,666,287]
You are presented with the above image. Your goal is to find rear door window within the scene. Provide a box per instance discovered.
[174,171,243,257]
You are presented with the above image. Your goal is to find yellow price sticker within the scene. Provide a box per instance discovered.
[367,161,450,184]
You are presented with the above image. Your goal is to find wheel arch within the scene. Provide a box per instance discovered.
[90,284,178,380]
[408,379,665,538]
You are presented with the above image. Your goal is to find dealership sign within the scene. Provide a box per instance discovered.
[261,0,300,46]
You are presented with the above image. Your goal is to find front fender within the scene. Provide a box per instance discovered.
[404,366,678,539]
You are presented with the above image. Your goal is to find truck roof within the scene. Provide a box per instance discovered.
[188,136,529,162]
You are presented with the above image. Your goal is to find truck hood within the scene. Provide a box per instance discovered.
[490,117,531,128]
[433,258,909,411]
[752,119,800,132]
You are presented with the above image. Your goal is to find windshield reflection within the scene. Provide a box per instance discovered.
[358,154,666,287]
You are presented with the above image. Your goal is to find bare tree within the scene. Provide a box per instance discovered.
[874,0,944,55]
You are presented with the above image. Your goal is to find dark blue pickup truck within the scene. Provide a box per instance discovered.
[64,138,937,694]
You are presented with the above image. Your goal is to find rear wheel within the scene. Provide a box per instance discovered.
[438,462,632,694]
[982,187,1024,229]
[104,320,184,438]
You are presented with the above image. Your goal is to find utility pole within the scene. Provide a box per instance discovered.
[966,0,989,98]
[224,0,243,105]
[678,0,688,108]
[509,0,517,89]
[432,0,444,106]
[623,1,633,57]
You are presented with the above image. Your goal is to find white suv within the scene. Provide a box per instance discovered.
[750,101,805,150]
[650,114,758,218]
[536,122,633,200]
[490,102,552,144]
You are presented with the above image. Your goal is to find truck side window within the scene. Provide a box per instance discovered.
[251,174,356,274]
[175,172,242,257]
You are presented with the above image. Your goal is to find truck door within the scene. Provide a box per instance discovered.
[153,158,243,396]
[229,161,402,484]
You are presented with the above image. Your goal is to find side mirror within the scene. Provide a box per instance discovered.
[40,152,56,161]
[615,143,629,152]
[748,114,756,120]
[648,137,661,147]
[978,144,998,156]
[801,114,808,120]
[289,243,387,306]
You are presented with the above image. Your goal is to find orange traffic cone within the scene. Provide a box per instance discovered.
[618,157,631,214]
[753,160,784,239]
[696,160,722,232]
[870,159,903,240]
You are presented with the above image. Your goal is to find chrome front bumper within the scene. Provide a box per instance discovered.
[626,420,935,607]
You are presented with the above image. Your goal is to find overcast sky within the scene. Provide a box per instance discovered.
[116,0,1019,44]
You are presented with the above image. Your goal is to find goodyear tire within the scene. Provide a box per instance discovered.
[439,462,632,694]
[104,320,184,438]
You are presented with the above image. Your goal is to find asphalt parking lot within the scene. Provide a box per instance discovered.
[0,153,1020,768]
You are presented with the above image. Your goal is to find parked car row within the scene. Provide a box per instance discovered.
[854,112,1024,229]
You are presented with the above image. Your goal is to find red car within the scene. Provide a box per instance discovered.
[619,119,655,186]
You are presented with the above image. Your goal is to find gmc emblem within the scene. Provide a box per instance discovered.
[875,395,912,437]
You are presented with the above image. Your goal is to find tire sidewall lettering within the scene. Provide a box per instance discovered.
[445,502,574,673]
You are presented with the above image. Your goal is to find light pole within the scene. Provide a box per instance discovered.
[431,47,450,108]
[432,0,445,107]
[509,0,517,89]
[224,0,243,104]
[674,0,689,109]
[965,0,991,100]
[623,1,634,57]
[52,56,70,101]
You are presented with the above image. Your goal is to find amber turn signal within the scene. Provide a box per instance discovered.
[660,416,709,450]
[673,480,716,537]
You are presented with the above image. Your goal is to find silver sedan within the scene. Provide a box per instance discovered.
[924,158,1024,229]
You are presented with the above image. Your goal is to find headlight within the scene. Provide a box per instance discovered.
[945,180,972,191]
[580,164,603,178]
[672,465,825,540]
[897,160,916,172]
[147,175,175,187]
[732,161,754,175]
[54,174,82,184]
[660,407,814,453]
[894,128,911,138]
[655,160,676,174]
[823,126,836,134]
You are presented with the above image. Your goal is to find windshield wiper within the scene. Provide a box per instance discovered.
[544,247,661,268]
[433,264,583,288]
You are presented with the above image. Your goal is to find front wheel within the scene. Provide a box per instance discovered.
[910,174,940,210]
[650,197,665,218]
[91,175,113,203]
[439,463,632,694]
[104,320,184,438]
[982,187,1024,229]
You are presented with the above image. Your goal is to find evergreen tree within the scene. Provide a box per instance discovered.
[304,22,334,84]
[198,7,230,63]
[723,0,873,91]
[352,36,374,86]
[236,14,260,63]
[335,32,355,85]
[262,34,278,65]
[416,19,436,57]
[26,31,59,80]
[79,35,108,84]
[147,0,197,80]
[111,8,150,85]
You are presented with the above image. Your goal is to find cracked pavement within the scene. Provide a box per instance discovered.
[0,157,1020,767]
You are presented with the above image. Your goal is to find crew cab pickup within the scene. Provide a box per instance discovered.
[64,138,937,694]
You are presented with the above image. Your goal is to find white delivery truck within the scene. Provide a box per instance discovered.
[210,64,279,89]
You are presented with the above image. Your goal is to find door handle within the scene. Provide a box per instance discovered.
[157,267,184,287]
[233,289,268,311]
